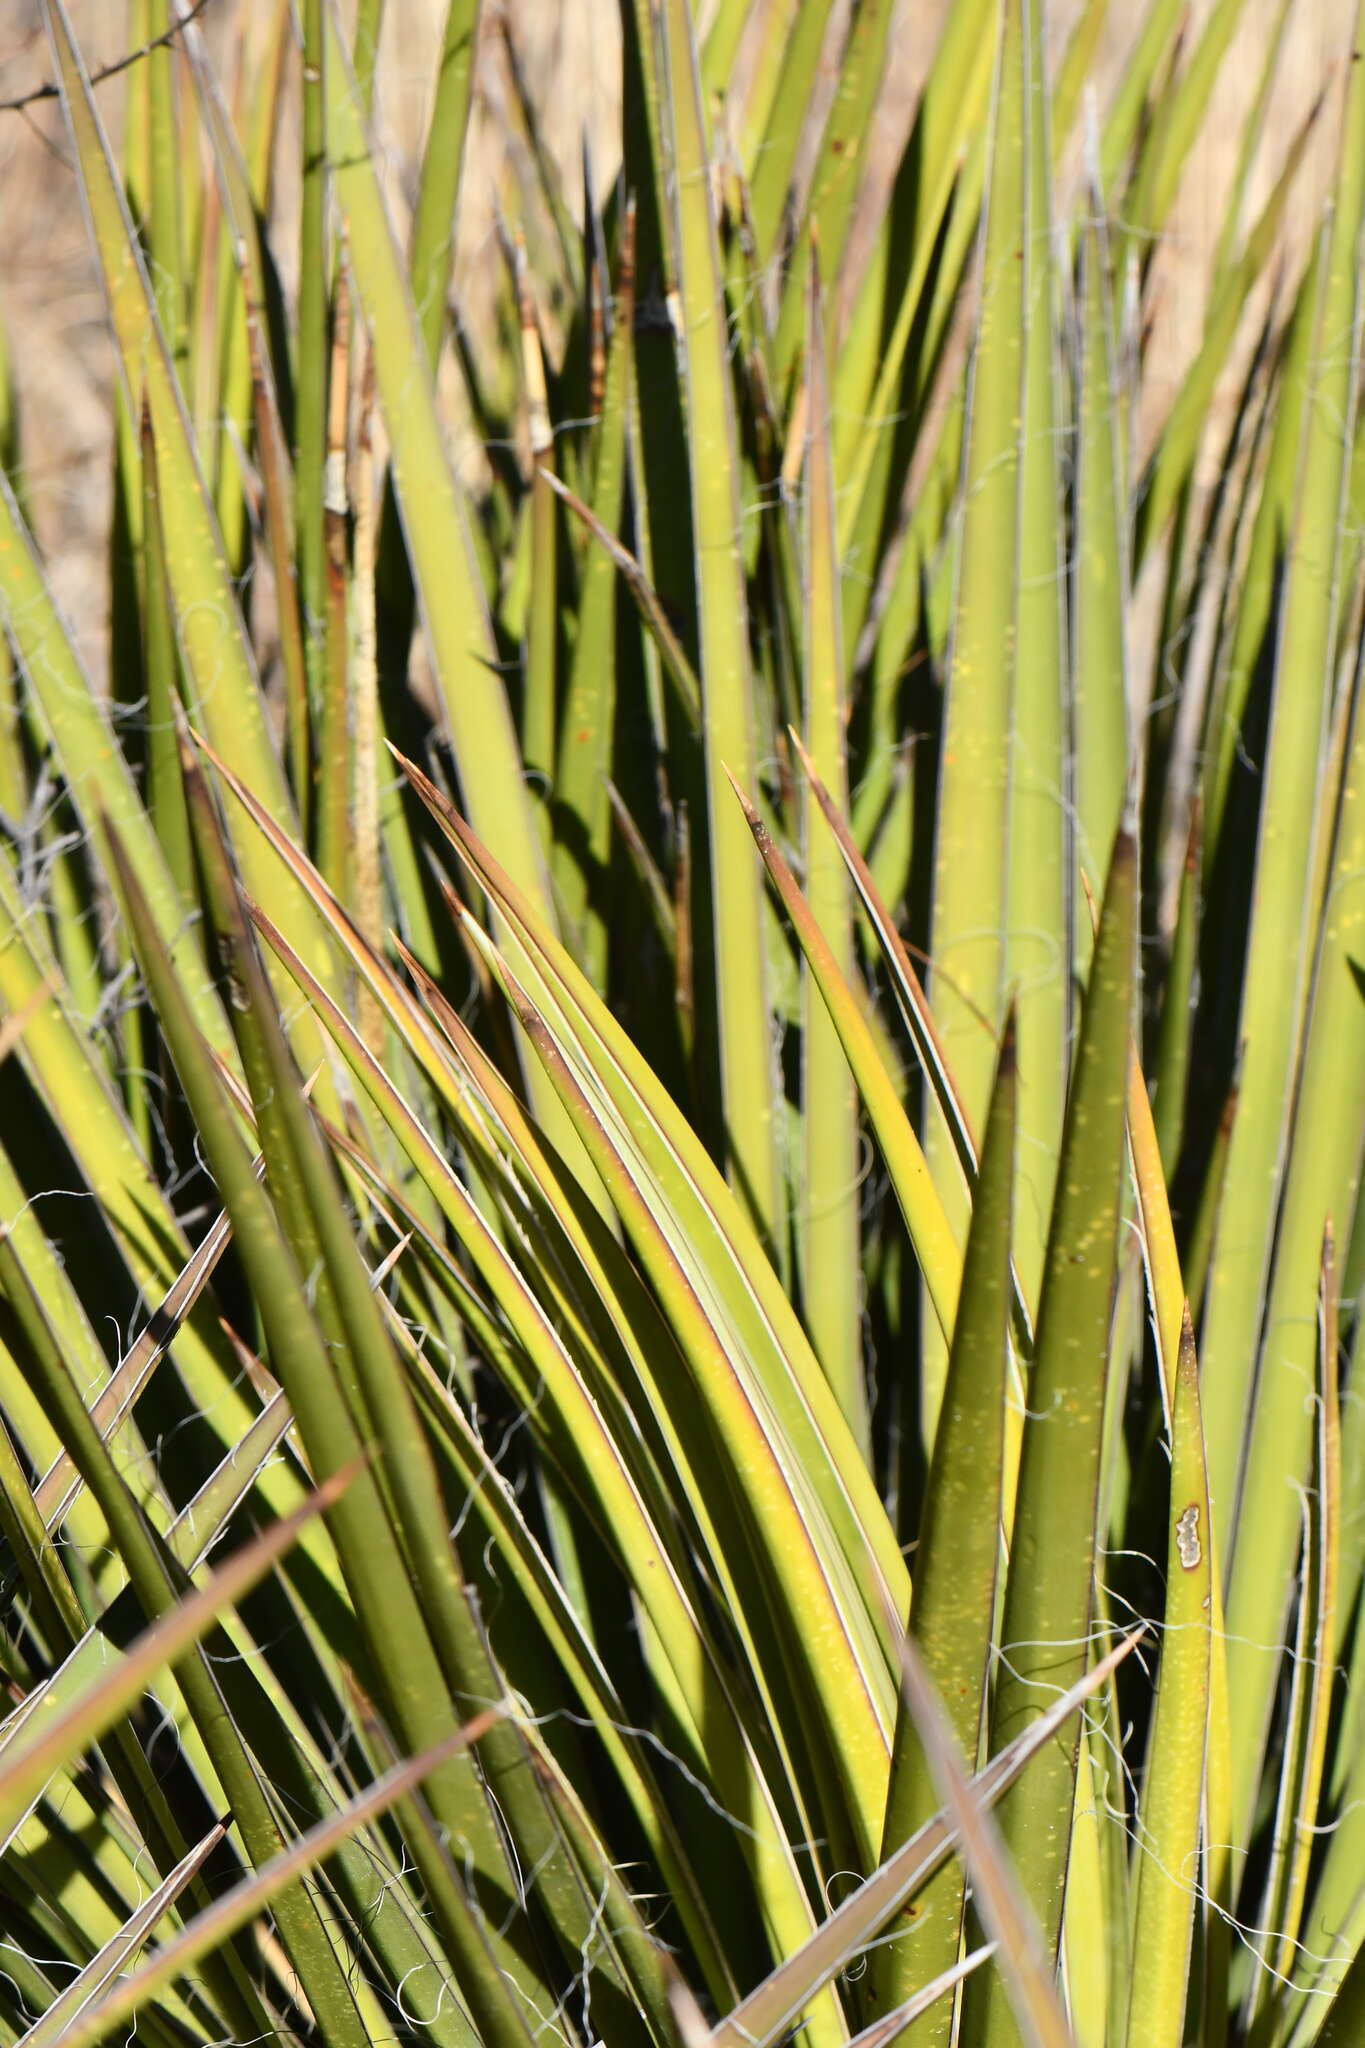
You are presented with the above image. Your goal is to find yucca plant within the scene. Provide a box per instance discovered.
[0,2,1361,2046]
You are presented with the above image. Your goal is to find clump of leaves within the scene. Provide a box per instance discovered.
[0,4,1361,2048]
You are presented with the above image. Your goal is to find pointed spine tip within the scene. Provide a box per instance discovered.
[998,1003,1018,1078]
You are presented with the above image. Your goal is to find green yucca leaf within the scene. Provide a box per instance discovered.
[618,0,696,676]
[285,1067,738,2013]
[1125,1313,1213,2048]
[1005,0,1067,1313]
[1125,0,1253,245]
[352,0,386,111]
[700,0,748,100]
[731,774,961,1348]
[1248,1236,1341,2027]
[1071,205,1132,931]
[555,207,635,979]
[39,0,349,1127]
[545,466,703,726]
[141,0,186,381]
[1050,0,1111,154]
[1211,0,1298,288]
[1060,1720,1115,2047]
[209,0,292,572]
[844,1951,1001,2048]
[956,828,1135,2048]
[296,0,328,719]
[392,1281,745,2005]
[0,1133,147,1574]
[180,2,304,778]
[868,1017,1016,2041]
[1097,0,1184,195]
[120,0,151,223]
[788,737,1042,1407]
[317,261,355,891]
[360,1761,543,2048]
[520,1729,681,2048]
[1151,807,1199,1177]
[656,0,783,1261]
[798,252,865,1448]
[1200,235,1319,877]
[773,0,896,389]
[0,1405,87,1664]
[40,805,102,1035]
[838,154,980,667]
[1125,1034,1189,1414]
[164,1382,297,1573]
[745,0,837,267]
[1283,1403,1365,2039]
[3,1788,222,2045]
[359,0,481,978]
[924,0,1039,1439]
[924,0,1020,1055]
[0,855,246,1413]
[1314,1943,1365,2048]
[891,1635,1073,2048]
[249,277,314,837]
[520,242,560,820]
[793,734,983,1199]
[137,407,196,909]
[410,0,481,371]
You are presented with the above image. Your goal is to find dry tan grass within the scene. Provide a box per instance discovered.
[0,0,1351,680]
